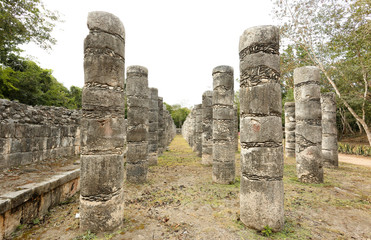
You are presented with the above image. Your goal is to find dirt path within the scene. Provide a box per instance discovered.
[10,135,371,240]
[339,153,371,167]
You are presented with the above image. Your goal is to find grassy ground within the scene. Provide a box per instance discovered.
[10,135,371,240]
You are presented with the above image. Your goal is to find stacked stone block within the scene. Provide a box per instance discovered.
[234,105,239,151]
[157,97,165,155]
[294,66,323,183]
[239,25,284,231]
[212,65,235,184]
[126,66,149,183]
[80,11,125,232]
[202,91,213,165]
[0,99,80,170]
[284,102,296,158]
[194,104,203,157]
[321,92,338,167]
[148,88,159,166]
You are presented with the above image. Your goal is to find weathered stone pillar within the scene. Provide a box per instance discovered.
[202,91,213,165]
[234,105,239,151]
[148,88,159,166]
[284,102,295,158]
[194,104,203,156]
[321,92,338,167]
[126,65,149,183]
[80,11,125,232]
[157,97,165,155]
[239,25,284,231]
[294,66,323,183]
[212,65,235,184]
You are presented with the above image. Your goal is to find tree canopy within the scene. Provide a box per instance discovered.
[273,0,371,145]
[165,103,190,128]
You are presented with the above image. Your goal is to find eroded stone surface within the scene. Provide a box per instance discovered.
[294,66,323,183]
[202,91,213,165]
[80,11,125,232]
[126,65,149,183]
[239,25,284,231]
[212,65,235,184]
[321,92,338,167]
[284,102,295,158]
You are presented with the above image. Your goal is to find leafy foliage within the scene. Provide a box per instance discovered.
[0,0,60,64]
[165,103,190,128]
[0,55,81,109]
[273,0,371,144]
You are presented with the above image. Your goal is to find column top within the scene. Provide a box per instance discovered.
[212,65,234,75]
[87,11,125,39]
[239,25,279,52]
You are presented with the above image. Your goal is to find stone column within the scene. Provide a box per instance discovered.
[194,104,203,156]
[284,102,295,158]
[294,66,323,183]
[234,105,239,151]
[157,97,165,155]
[212,65,235,184]
[239,25,284,231]
[148,88,159,166]
[321,92,338,167]
[126,65,149,183]
[202,91,213,165]
[80,11,125,232]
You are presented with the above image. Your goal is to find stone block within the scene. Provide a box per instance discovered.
[212,142,235,163]
[127,107,149,126]
[296,121,322,144]
[293,66,320,85]
[125,162,148,183]
[82,87,125,109]
[240,116,282,144]
[126,125,147,142]
[322,135,337,150]
[213,107,234,120]
[126,142,148,162]
[126,96,149,109]
[80,189,124,232]
[81,117,125,153]
[240,83,281,116]
[87,11,125,38]
[241,146,283,177]
[293,101,321,121]
[80,154,124,197]
[212,161,235,184]
[239,52,280,74]
[0,123,15,138]
[212,90,234,106]
[84,32,125,58]
[239,25,279,53]
[240,177,284,231]
[296,145,323,183]
[212,120,234,141]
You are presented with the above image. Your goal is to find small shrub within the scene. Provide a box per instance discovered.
[261,225,273,237]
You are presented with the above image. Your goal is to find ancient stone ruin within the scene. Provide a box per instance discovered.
[321,92,338,167]
[148,88,159,166]
[294,66,323,183]
[157,97,165,155]
[194,104,203,157]
[212,65,235,184]
[284,102,296,158]
[126,65,149,183]
[239,25,284,231]
[80,11,126,231]
[201,91,213,165]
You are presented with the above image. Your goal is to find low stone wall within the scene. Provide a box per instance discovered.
[0,169,80,240]
[0,99,81,170]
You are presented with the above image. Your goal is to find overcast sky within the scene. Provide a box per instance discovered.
[22,0,274,107]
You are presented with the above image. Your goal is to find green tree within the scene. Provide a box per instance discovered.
[273,0,371,145]
[0,0,59,64]
[164,103,190,128]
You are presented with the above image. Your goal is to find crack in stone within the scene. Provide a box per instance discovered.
[240,112,281,118]
[84,47,125,62]
[296,119,321,126]
[84,83,124,92]
[239,42,279,58]
[295,134,319,152]
[241,142,282,148]
[240,65,280,87]
[242,173,282,181]
[127,72,148,78]
[81,189,122,202]
[89,29,125,42]
[294,80,320,88]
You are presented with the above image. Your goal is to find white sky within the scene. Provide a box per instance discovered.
[22,0,274,108]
